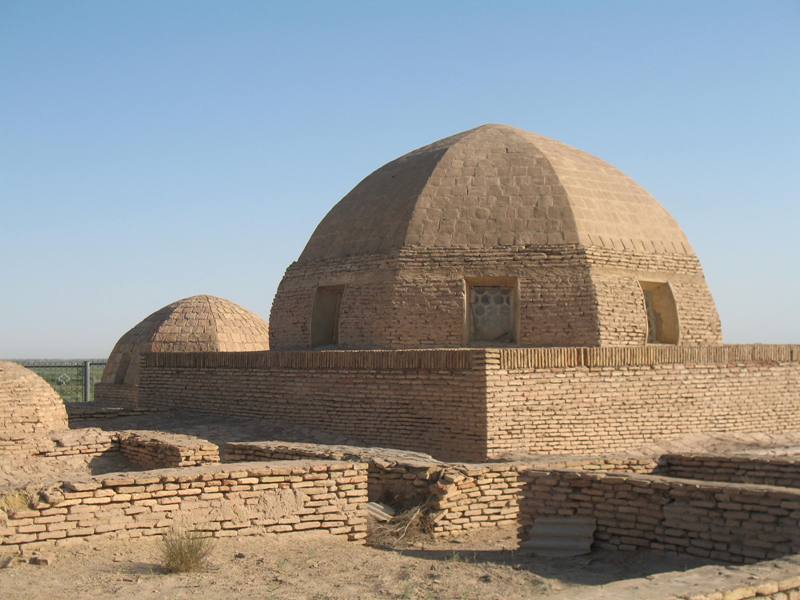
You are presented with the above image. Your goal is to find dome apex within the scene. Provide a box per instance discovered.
[300,124,690,262]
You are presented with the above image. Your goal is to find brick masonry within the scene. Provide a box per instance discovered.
[271,246,720,350]
[658,454,800,489]
[271,125,721,350]
[0,361,68,457]
[138,345,800,461]
[118,432,220,469]
[0,461,368,551]
[519,469,800,564]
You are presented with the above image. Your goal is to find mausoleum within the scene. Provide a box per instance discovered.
[95,294,269,406]
[271,124,721,349]
[119,126,798,461]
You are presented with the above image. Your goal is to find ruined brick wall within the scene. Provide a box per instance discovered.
[42,429,119,458]
[659,454,800,488]
[225,441,443,508]
[0,461,368,551]
[139,350,488,462]
[119,432,220,469]
[271,246,721,350]
[486,346,800,457]
[519,469,800,564]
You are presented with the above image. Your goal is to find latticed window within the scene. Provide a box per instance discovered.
[469,286,515,343]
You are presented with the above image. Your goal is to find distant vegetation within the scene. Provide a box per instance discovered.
[10,360,106,403]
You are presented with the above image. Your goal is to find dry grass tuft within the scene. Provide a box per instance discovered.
[0,489,37,515]
[368,505,433,548]
[160,527,214,573]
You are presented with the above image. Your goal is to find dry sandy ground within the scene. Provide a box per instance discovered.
[3,527,796,600]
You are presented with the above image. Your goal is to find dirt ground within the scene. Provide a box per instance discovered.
[2,527,797,600]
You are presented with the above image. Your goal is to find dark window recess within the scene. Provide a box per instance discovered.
[469,286,515,343]
[640,281,679,344]
[114,353,131,384]
[311,286,344,347]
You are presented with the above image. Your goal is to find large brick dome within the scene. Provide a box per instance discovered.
[99,295,269,393]
[0,361,68,456]
[271,124,721,349]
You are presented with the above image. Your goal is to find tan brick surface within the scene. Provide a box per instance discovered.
[0,361,68,456]
[97,295,269,406]
[271,125,720,349]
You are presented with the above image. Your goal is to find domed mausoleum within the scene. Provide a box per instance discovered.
[95,295,269,405]
[0,361,68,456]
[271,124,721,349]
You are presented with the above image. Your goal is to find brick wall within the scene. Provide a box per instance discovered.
[93,383,138,408]
[485,346,800,457]
[139,350,488,461]
[225,441,443,509]
[222,441,657,536]
[519,469,800,564]
[659,454,800,488]
[138,346,799,461]
[270,245,721,350]
[0,460,368,551]
[119,432,220,469]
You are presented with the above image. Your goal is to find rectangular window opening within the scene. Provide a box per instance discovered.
[640,281,679,344]
[467,279,517,345]
[311,286,343,348]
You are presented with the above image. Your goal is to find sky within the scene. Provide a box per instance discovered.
[1,1,798,358]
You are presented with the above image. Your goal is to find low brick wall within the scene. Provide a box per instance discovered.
[0,461,368,551]
[120,432,220,469]
[520,470,800,564]
[42,429,119,458]
[659,454,800,488]
[428,465,523,535]
[224,441,659,536]
[685,575,800,600]
[225,441,443,509]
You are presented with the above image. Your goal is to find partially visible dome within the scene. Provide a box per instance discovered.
[0,361,68,455]
[101,295,269,388]
[300,124,691,261]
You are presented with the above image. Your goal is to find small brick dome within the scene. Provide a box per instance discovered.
[0,361,68,455]
[100,295,269,388]
[271,124,721,349]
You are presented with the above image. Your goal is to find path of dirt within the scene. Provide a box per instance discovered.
[2,527,797,600]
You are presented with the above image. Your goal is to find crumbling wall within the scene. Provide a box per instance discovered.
[519,469,800,564]
[119,432,220,469]
[0,460,368,551]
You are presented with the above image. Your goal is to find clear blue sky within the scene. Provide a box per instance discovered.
[1,1,798,358]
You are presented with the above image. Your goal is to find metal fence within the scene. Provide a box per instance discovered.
[13,360,107,403]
